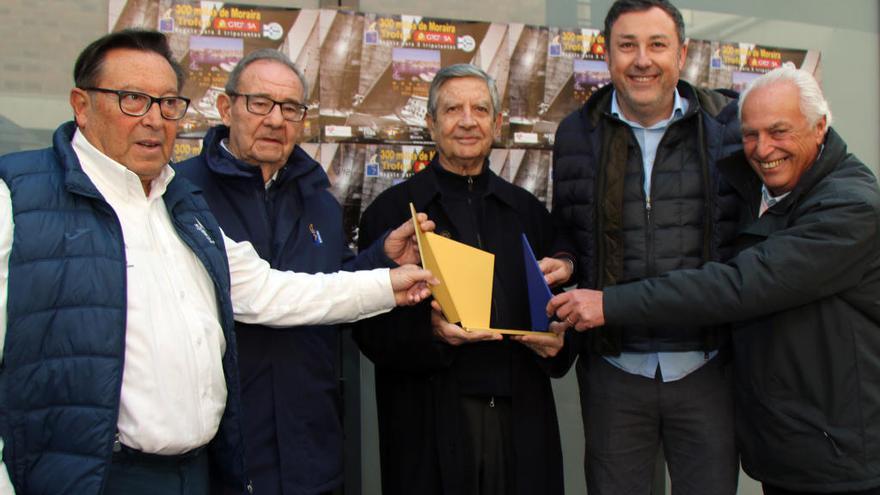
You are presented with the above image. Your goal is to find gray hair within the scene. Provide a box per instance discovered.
[427,64,501,119]
[738,62,832,128]
[225,48,308,99]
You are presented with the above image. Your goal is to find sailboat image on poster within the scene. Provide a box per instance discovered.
[409,203,552,335]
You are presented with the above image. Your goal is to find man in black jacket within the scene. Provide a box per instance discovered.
[551,1,741,493]
[354,64,571,495]
[550,65,880,494]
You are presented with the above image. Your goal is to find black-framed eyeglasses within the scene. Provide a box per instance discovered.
[81,87,190,120]
[227,92,308,122]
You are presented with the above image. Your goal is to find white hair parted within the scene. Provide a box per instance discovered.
[738,62,832,128]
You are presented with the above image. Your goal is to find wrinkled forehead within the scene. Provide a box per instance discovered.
[436,77,492,106]
[238,60,304,100]
[98,48,179,94]
[741,82,806,128]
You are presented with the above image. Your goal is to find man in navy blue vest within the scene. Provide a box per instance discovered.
[175,49,429,495]
[0,30,434,495]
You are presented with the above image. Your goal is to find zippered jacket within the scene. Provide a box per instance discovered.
[552,81,741,355]
[604,128,880,492]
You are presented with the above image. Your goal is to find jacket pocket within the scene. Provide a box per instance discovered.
[767,397,862,459]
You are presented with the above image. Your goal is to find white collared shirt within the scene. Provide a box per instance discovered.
[0,129,396,486]
[760,186,791,216]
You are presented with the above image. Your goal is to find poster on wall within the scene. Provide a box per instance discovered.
[320,143,435,248]
[682,39,821,90]
[106,0,821,218]
[318,10,509,146]
[507,25,608,149]
[490,148,554,208]
[110,0,321,160]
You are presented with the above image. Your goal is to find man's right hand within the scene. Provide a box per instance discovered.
[546,288,605,331]
[383,212,435,265]
[390,264,438,306]
[430,300,502,345]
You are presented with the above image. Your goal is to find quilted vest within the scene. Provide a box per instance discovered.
[0,122,247,494]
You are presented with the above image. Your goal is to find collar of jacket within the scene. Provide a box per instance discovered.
[579,80,737,130]
[55,121,105,201]
[407,157,519,212]
[719,127,848,218]
[199,125,330,199]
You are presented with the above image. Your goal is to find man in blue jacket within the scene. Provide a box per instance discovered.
[0,30,433,495]
[175,49,426,495]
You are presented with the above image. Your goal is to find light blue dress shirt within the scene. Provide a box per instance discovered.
[605,89,716,382]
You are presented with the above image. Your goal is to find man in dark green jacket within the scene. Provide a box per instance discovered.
[549,64,880,494]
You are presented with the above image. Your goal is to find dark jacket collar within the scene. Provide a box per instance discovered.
[201,125,329,198]
[580,80,738,131]
[407,157,519,212]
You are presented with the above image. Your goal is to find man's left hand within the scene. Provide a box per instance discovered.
[510,321,567,358]
[384,212,436,265]
[539,257,573,287]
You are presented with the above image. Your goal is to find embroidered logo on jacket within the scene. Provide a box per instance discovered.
[194,219,215,245]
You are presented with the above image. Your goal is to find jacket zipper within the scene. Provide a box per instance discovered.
[642,140,656,278]
[466,175,483,248]
[823,431,844,457]
[465,174,496,323]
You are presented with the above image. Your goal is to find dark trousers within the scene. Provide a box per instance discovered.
[764,484,880,495]
[459,395,512,495]
[579,353,738,495]
[104,446,210,495]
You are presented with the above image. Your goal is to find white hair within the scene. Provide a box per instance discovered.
[738,62,832,128]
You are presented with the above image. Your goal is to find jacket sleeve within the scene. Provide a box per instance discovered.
[604,191,880,327]
[227,234,398,326]
[342,230,396,272]
[0,180,18,494]
[352,196,453,372]
[549,123,581,268]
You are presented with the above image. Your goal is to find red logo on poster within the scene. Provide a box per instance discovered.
[214,18,260,33]
[747,57,781,70]
[412,31,455,45]
[413,160,430,173]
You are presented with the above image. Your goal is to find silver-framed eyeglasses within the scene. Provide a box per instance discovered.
[228,92,308,122]
[81,87,190,120]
